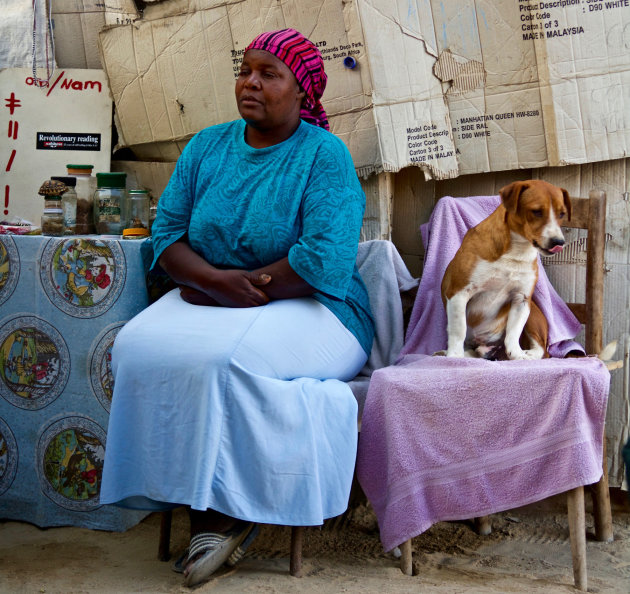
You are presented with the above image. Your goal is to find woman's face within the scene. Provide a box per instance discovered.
[235,49,305,133]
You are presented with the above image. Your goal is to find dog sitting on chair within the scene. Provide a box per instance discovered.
[441,180,571,360]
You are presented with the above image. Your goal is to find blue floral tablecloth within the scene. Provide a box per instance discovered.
[0,235,153,531]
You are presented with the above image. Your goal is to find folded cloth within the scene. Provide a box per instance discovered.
[356,354,610,552]
[399,195,584,359]
[347,240,419,416]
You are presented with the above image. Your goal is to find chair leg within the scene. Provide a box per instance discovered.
[158,509,173,561]
[290,526,304,577]
[591,440,613,542]
[567,486,587,591]
[400,539,413,575]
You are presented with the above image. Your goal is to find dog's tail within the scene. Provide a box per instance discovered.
[599,340,623,371]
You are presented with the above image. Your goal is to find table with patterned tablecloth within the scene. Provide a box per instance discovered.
[0,235,153,531]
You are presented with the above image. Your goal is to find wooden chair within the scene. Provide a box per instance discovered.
[157,239,418,578]
[399,189,616,591]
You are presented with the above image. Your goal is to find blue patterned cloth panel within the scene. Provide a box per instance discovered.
[0,235,153,531]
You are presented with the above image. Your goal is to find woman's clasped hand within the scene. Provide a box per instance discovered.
[178,270,272,308]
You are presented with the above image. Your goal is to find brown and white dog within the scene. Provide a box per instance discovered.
[441,180,571,360]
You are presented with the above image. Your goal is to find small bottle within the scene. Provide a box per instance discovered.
[67,164,96,234]
[93,172,128,235]
[51,176,77,235]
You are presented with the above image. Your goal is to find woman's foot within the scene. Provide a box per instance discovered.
[183,520,257,586]
[172,523,260,574]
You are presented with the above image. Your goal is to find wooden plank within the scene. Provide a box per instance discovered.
[585,191,606,355]
[566,303,587,324]
[360,172,394,241]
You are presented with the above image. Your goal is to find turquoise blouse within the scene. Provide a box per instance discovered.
[151,119,374,355]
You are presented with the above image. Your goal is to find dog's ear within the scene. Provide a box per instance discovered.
[561,188,572,221]
[499,181,528,219]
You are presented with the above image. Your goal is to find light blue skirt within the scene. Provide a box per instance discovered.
[100,289,366,526]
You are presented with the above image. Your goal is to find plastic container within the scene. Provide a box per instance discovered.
[124,189,150,238]
[93,172,128,235]
[67,164,97,234]
[51,175,77,235]
[41,207,64,236]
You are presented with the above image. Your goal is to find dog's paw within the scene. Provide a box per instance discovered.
[445,349,465,358]
[507,348,543,360]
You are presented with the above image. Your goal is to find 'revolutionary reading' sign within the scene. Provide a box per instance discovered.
[36,133,101,151]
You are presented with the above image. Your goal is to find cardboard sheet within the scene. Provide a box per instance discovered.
[52,0,139,69]
[96,0,630,178]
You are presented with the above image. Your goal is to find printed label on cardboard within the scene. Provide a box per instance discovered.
[0,68,112,223]
[36,133,101,151]
[97,0,630,178]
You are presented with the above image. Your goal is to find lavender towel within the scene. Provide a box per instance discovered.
[399,195,584,359]
[356,354,610,552]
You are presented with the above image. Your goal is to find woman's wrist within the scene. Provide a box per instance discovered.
[194,266,221,296]
[159,240,219,296]
[252,257,314,300]
[179,285,220,306]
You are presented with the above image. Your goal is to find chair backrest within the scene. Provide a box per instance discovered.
[561,190,606,355]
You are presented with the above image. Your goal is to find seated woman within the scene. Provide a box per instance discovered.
[100,28,374,587]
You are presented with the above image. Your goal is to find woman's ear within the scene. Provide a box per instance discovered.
[296,83,306,105]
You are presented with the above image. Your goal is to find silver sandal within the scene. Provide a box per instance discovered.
[183,522,256,587]
[173,523,259,574]
[225,523,259,566]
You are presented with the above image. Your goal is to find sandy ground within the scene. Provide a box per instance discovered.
[1,489,629,594]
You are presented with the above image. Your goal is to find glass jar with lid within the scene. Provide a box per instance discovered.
[123,189,150,239]
[41,206,64,236]
[51,175,77,235]
[38,179,66,235]
[93,172,128,235]
[67,164,96,234]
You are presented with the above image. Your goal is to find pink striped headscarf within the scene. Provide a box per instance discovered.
[245,29,329,131]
